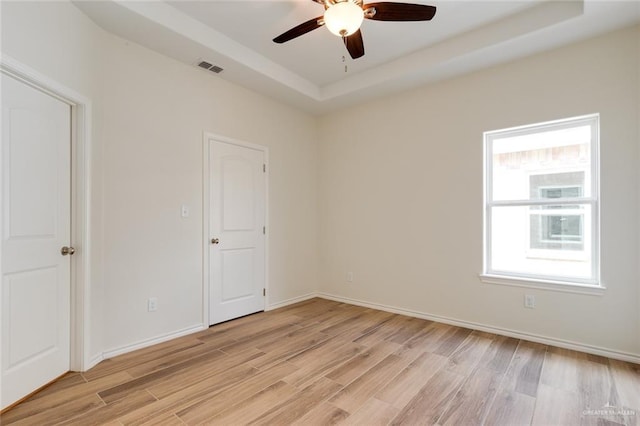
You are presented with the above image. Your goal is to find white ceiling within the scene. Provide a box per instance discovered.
[74,0,640,114]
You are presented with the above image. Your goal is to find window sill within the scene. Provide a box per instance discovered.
[479,274,605,296]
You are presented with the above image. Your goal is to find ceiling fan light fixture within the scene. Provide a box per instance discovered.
[323,1,364,37]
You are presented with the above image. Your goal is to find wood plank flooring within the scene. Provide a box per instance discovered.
[2,298,639,425]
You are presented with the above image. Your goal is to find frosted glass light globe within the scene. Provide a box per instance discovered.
[324,1,364,37]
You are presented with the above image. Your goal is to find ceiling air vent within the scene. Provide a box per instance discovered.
[197,60,224,74]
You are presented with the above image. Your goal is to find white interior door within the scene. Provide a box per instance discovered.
[1,73,71,409]
[209,138,266,325]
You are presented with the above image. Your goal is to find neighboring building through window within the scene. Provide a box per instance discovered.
[483,114,599,286]
[529,172,584,252]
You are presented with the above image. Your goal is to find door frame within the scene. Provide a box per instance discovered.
[202,132,269,327]
[0,54,93,371]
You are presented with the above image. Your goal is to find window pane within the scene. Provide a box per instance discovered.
[529,204,584,250]
[492,125,591,201]
[490,205,592,280]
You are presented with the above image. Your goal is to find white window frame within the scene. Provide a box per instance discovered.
[481,114,603,294]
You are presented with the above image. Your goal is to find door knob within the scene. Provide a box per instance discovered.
[211,238,219,245]
[61,246,76,256]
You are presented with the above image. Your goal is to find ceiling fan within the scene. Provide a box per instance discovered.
[273,0,437,60]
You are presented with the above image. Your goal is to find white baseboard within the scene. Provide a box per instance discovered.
[85,353,104,372]
[316,292,640,365]
[87,294,315,369]
[84,293,639,370]
[101,324,207,361]
[266,292,317,311]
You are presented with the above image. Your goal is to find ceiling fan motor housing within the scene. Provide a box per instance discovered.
[324,1,365,37]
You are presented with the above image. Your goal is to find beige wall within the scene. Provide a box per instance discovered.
[318,25,640,357]
[100,36,319,351]
[2,1,638,362]
[2,1,319,357]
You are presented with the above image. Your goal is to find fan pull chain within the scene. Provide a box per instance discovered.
[342,55,348,73]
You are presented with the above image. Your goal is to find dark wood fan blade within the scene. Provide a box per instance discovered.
[344,29,365,59]
[364,2,436,21]
[273,16,324,43]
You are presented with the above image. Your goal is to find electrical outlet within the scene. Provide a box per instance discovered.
[346,272,353,282]
[148,297,158,312]
[524,294,535,309]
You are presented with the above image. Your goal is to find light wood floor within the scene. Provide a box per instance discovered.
[3,298,639,425]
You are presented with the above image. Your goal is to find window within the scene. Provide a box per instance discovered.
[483,115,600,288]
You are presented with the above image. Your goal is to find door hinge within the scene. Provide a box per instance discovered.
[263,164,266,173]
[263,226,266,235]
[263,288,266,296]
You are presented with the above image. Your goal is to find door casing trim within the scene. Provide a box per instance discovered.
[1,54,93,371]
[202,132,269,327]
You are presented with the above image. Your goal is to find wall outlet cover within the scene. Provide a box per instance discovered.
[148,297,158,312]
[524,294,535,309]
